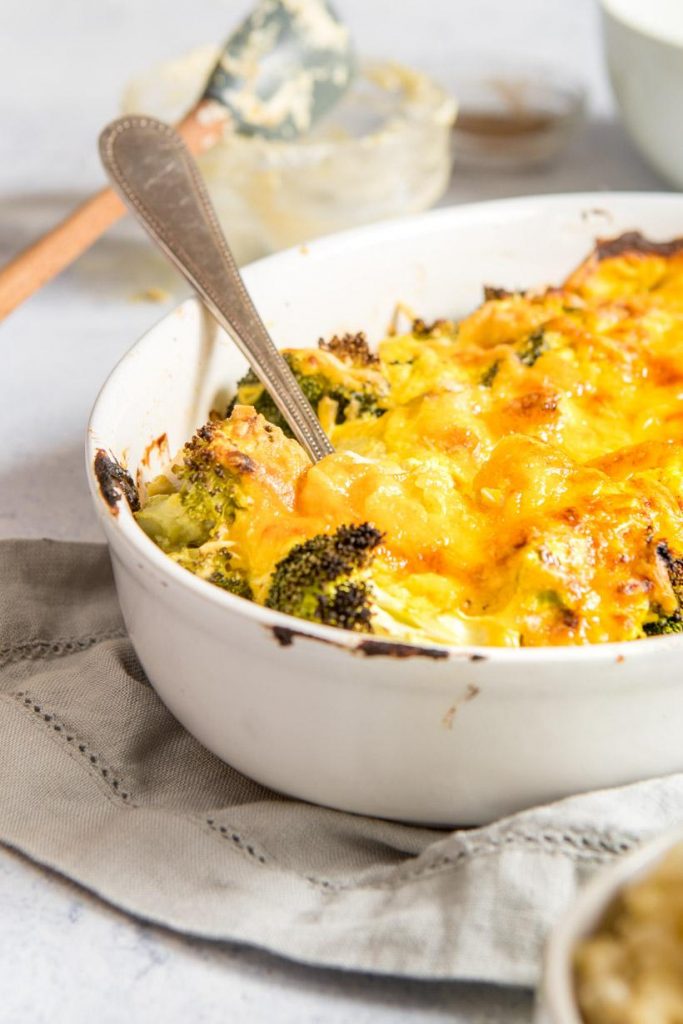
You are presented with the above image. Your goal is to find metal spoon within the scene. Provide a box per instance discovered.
[0,0,353,320]
[99,116,334,463]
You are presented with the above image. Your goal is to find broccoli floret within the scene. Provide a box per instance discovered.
[643,614,683,636]
[265,522,384,631]
[656,540,683,596]
[483,285,516,301]
[643,541,683,636]
[479,329,547,386]
[319,331,380,365]
[480,360,500,387]
[214,573,253,600]
[227,335,388,436]
[136,408,311,599]
[410,318,449,338]
[226,361,332,434]
[170,543,252,599]
[517,329,547,367]
[134,492,211,551]
[135,420,251,553]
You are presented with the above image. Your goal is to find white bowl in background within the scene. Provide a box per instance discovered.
[536,825,683,1023]
[87,193,683,827]
[601,0,683,188]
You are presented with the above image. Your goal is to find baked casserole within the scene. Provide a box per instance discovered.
[135,233,683,648]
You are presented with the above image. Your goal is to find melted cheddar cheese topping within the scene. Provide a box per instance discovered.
[146,235,683,647]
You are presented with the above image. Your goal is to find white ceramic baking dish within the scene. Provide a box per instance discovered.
[87,193,683,827]
[536,824,683,1023]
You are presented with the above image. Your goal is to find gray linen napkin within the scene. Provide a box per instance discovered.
[2,539,682,986]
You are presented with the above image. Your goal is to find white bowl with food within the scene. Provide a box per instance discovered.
[600,0,683,188]
[537,825,683,1023]
[87,192,683,827]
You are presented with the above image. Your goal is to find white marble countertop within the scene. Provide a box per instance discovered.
[0,0,668,1020]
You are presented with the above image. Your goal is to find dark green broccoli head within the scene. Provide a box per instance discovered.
[265,522,384,631]
[643,614,683,636]
[170,543,252,599]
[643,541,683,636]
[517,329,547,367]
[134,492,210,551]
[135,420,254,552]
[136,408,310,600]
[213,572,253,600]
[480,360,500,388]
[318,331,380,365]
[180,422,249,522]
[656,540,683,599]
[410,318,450,338]
[227,335,388,436]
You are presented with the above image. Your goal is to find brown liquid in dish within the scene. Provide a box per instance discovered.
[456,110,556,137]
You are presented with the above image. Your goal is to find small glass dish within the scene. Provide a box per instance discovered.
[447,58,585,170]
[122,48,456,264]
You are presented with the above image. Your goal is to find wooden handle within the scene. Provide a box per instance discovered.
[0,188,126,319]
[0,100,227,322]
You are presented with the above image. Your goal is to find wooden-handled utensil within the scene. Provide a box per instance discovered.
[0,0,353,322]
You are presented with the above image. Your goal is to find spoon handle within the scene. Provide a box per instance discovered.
[99,115,334,464]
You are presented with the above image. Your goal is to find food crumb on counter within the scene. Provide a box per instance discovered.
[130,286,172,304]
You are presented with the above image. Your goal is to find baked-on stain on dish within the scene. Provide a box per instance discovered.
[140,432,169,469]
[594,231,683,261]
[270,624,450,659]
[442,684,481,729]
[356,639,449,660]
[94,450,140,514]
[137,433,171,492]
